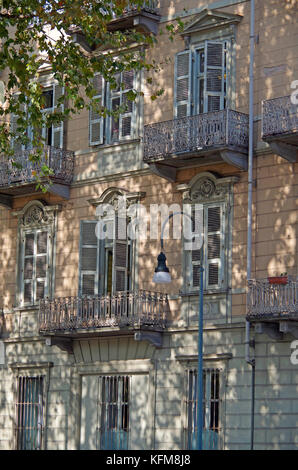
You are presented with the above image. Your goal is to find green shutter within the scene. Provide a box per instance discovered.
[79,221,99,296]
[113,216,129,293]
[52,83,64,148]
[89,74,104,145]
[174,50,192,118]
[109,70,136,142]
[204,41,226,112]
[206,205,224,288]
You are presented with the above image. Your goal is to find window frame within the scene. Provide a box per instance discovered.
[14,201,58,308]
[79,216,134,297]
[185,201,226,293]
[174,38,232,119]
[15,375,44,450]
[89,70,140,147]
[184,367,223,450]
[21,228,51,307]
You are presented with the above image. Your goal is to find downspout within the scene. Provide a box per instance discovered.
[246,0,256,451]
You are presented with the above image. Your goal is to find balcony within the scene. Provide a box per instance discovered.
[39,290,169,350]
[247,277,298,339]
[143,109,249,181]
[107,1,160,35]
[262,95,298,162]
[0,146,74,208]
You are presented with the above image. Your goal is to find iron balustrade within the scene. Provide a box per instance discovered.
[125,1,158,12]
[262,95,298,139]
[247,278,298,320]
[143,109,249,162]
[0,146,74,188]
[39,290,168,332]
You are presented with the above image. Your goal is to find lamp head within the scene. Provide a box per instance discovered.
[152,252,172,284]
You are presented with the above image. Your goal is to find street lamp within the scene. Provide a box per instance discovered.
[152,212,204,450]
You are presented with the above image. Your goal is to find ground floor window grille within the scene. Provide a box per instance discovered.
[99,375,130,450]
[186,368,220,450]
[15,376,44,450]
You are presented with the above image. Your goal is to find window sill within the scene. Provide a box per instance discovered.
[13,305,39,312]
[179,289,229,297]
[90,138,141,151]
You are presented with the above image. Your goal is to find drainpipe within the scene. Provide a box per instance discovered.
[246,0,256,451]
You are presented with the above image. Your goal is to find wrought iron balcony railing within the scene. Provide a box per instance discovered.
[143,109,249,162]
[0,146,74,188]
[124,1,158,13]
[262,95,298,140]
[39,290,168,333]
[247,278,298,320]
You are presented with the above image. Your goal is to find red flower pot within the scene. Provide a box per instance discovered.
[268,276,288,285]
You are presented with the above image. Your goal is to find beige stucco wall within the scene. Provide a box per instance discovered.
[0,0,297,451]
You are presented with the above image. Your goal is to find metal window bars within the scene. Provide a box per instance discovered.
[97,375,130,450]
[185,368,221,450]
[15,376,44,450]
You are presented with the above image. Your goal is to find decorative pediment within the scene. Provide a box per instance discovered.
[181,8,242,37]
[12,200,61,228]
[88,187,146,210]
[177,172,239,203]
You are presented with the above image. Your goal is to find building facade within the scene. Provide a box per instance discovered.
[0,0,297,450]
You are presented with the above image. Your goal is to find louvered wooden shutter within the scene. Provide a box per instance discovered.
[79,221,99,296]
[120,70,135,140]
[11,99,26,153]
[23,233,34,304]
[109,71,135,142]
[204,41,226,112]
[174,50,192,118]
[89,74,104,145]
[52,83,64,148]
[191,209,203,288]
[113,216,129,293]
[35,230,49,301]
[206,205,224,288]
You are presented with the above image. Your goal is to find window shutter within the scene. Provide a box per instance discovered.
[191,209,202,288]
[119,70,135,140]
[204,41,226,112]
[11,100,26,153]
[89,74,104,145]
[113,216,129,293]
[35,231,49,301]
[109,70,136,142]
[52,83,64,149]
[23,233,34,304]
[79,221,99,296]
[174,50,192,118]
[206,205,224,288]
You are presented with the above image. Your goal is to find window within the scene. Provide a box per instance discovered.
[22,230,50,305]
[15,376,44,450]
[179,172,234,294]
[79,216,133,296]
[174,40,229,118]
[99,375,130,450]
[190,202,225,290]
[11,83,64,152]
[89,70,138,146]
[185,368,221,450]
[15,201,57,307]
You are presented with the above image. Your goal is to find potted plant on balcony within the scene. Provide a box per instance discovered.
[268,273,288,285]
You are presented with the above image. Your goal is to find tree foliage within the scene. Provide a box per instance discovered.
[0,0,178,182]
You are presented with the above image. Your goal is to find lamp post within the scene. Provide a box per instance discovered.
[152,212,204,450]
